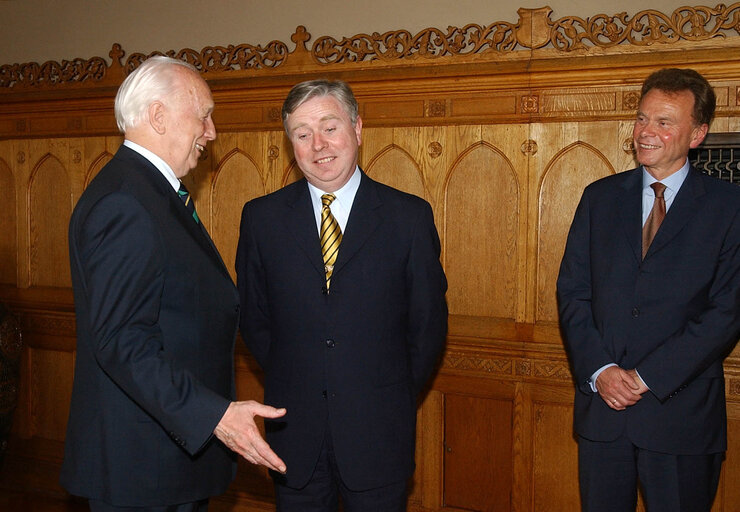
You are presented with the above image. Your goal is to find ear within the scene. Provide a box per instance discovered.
[148,101,166,135]
[689,123,709,149]
[354,116,363,146]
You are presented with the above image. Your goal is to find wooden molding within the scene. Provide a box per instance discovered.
[4,4,740,91]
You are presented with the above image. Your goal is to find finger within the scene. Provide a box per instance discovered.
[252,438,287,473]
[247,401,287,419]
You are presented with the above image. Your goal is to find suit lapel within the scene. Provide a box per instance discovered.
[285,180,327,279]
[168,188,234,281]
[333,172,383,276]
[645,168,705,259]
[617,169,643,263]
[121,147,233,281]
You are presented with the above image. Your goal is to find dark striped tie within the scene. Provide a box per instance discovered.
[320,194,342,290]
[177,182,200,224]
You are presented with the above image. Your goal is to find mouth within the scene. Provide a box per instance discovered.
[195,143,205,153]
[315,156,336,164]
[637,143,660,150]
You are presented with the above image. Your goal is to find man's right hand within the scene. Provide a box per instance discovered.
[214,400,287,473]
[595,366,643,411]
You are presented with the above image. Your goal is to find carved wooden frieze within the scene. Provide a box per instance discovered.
[442,348,574,384]
[4,4,740,90]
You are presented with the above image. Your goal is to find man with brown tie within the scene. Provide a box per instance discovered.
[557,68,740,511]
[236,79,448,511]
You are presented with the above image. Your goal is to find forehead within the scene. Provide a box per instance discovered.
[288,95,350,126]
[639,88,695,114]
[173,68,214,110]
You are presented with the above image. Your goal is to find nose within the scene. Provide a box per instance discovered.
[204,116,216,141]
[313,133,327,152]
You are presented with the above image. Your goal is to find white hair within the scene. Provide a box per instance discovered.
[114,56,198,133]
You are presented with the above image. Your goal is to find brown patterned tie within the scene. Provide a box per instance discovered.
[642,182,666,259]
[320,194,342,289]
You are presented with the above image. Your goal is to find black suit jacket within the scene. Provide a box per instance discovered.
[60,146,240,506]
[557,166,740,454]
[236,171,447,490]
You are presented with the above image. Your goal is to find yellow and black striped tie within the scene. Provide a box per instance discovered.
[320,194,342,290]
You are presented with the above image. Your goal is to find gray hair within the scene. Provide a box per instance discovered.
[281,79,359,132]
[114,56,198,133]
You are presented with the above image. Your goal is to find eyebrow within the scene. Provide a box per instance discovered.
[290,114,341,134]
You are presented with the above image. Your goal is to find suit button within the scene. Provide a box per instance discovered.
[325,339,335,348]
[631,307,640,317]
[322,390,327,399]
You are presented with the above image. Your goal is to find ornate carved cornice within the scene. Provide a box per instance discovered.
[3,4,740,92]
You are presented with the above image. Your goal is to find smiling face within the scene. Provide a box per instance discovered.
[632,88,708,180]
[160,68,216,178]
[285,94,362,192]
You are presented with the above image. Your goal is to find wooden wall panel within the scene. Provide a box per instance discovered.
[364,144,426,200]
[211,150,266,278]
[530,397,579,511]
[28,348,73,442]
[444,143,519,319]
[28,153,72,288]
[0,158,17,285]
[2,6,740,511]
[536,141,615,323]
[444,393,513,511]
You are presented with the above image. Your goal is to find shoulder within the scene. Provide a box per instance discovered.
[694,170,740,202]
[362,174,431,211]
[582,168,639,197]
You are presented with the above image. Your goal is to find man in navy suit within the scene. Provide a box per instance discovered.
[236,80,448,511]
[557,68,740,511]
[61,56,286,512]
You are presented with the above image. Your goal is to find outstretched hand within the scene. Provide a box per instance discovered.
[214,400,287,473]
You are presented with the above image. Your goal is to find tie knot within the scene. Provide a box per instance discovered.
[321,194,336,208]
[651,182,666,198]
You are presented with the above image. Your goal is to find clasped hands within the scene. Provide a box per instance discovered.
[214,400,287,473]
[595,366,649,411]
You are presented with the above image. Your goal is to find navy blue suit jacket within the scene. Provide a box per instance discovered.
[61,146,239,506]
[236,172,448,490]
[557,166,740,454]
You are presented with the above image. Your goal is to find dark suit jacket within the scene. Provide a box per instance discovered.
[60,145,240,506]
[236,171,447,490]
[557,166,740,455]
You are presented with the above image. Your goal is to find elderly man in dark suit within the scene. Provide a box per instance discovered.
[61,56,286,512]
[557,68,740,512]
[236,79,448,511]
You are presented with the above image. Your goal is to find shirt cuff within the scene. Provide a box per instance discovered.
[590,363,617,392]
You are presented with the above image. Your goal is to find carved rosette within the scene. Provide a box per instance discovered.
[520,139,538,155]
[623,91,640,111]
[427,141,443,158]
[428,100,446,117]
[268,145,280,160]
[622,137,635,153]
[521,95,539,114]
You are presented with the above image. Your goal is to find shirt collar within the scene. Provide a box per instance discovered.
[641,158,690,193]
[307,166,361,207]
[123,139,181,192]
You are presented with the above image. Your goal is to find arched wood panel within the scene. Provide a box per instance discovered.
[444,143,519,319]
[536,142,615,324]
[364,144,426,200]
[211,149,266,277]
[28,154,72,288]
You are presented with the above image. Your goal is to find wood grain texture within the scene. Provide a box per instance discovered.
[2,6,740,510]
